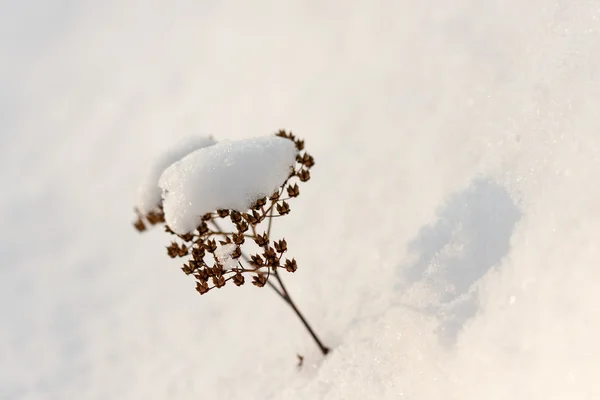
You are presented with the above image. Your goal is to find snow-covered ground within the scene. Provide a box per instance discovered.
[2,1,600,399]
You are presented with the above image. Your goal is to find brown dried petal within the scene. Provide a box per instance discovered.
[243,212,258,225]
[204,240,217,253]
[192,247,206,261]
[250,254,264,267]
[233,273,245,286]
[252,274,267,287]
[298,169,310,182]
[230,211,242,223]
[274,239,287,253]
[198,268,209,281]
[219,237,232,245]
[254,233,268,247]
[302,153,315,168]
[237,221,249,233]
[286,184,300,198]
[232,232,245,245]
[177,244,188,257]
[256,197,267,207]
[231,246,242,259]
[269,191,280,202]
[212,275,226,288]
[284,258,298,273]
[198,222,209,236]
[133,218,146,232]
[276,201,290,216]
[196,281,209,295]
[181,264,194,275]
[167,242,179,258]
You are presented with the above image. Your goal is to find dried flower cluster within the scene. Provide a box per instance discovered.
[134,130,314,296]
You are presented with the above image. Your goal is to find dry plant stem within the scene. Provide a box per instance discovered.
[265,205,330,356]
[212,216,329,355]
[274,270,330,355]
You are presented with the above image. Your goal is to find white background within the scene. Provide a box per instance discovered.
[2,1,600,398]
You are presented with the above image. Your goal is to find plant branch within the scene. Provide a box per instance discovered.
[273,269,329,355]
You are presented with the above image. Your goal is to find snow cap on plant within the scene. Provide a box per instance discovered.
[133,130,329,356]
[133,130,314,295]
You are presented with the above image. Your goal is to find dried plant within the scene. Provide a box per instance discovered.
[133,130,329,356]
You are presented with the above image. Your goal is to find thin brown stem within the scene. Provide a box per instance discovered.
[273,269,330,356]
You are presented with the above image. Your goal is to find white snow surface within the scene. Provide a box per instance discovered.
[2,1,600,399]
[214,243,239,271]
[159,136,297,234]
[136,136,216,214]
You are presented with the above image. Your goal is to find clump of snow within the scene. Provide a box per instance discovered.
[214,243,239,270]
[159,136,297,234]
[136,136,217,214]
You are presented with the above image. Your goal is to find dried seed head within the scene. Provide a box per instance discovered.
[286,184,300,198]
[201,213,212,221]
[231,246,242,259]
[274,239,287,253]
[263,247,278,266]
[254,232,269,247]
[250,254,264,267]
[146,210,166,225]
[233,273,245,286]
[134,218,146,232]
[253,210,264,223]
[284,258,298,273]
[192,247,206,261]
[181,263,194,275]
[212,275,226,288]
[217,209,230,218]
[179,233,194,242]
[275,129,295,141]
[230,211,242,223]
[298,169,310,182]
[243,212,258,225]
[301,153,315,168]
[204,239,217,253]
[252,274,268,287]
[269,191,280,202]
[212,265,223,276]
[256,197,267,207]
[219,236,232,245]
[276,201,291,216]
[236,221,249,233]
[167,242,180,258]
[198,222,210,236]
[232,232,245,245]
[196,268,209,282]
[295,139,305,151]
[177,244,188,257]
[196,281,209,295]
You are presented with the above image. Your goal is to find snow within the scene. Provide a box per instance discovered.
[214,243,239,270]
[136,136,216,215]
[159,136,297,234]
[2,1,600,399]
